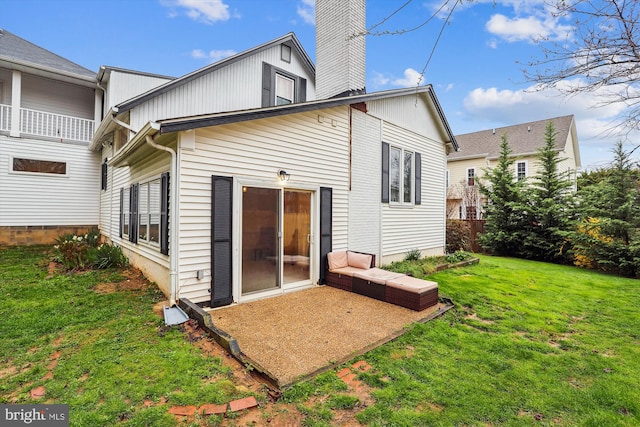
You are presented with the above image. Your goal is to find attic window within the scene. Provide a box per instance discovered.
[275,74,295,105]
[281,44,292,63]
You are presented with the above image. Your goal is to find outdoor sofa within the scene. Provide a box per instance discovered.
[325,250,439,311]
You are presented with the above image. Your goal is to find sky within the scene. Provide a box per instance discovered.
[1,0,638,171]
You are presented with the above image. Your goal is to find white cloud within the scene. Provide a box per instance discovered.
[297,0,315,25]
[369,71,391,89]
[191,48,236,62]
[486,13,572,43]
[162,0,231,24]
[461,81,639,169]
[392,68,423,87]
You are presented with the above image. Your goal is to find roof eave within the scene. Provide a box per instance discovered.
[109,121,161,167]
[0,56,96,86]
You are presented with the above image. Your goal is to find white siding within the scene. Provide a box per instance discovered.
[177,107,350,302]
[100,145,172,294]
[381,121,447,261]
[21,74,95,119]
[0,135,100,226]
[367,94,444,141]
[105,71,172,110]
[130,45,316,130]
[349,109,381,257]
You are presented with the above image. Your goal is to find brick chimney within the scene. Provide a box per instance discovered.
[315,0,366,99]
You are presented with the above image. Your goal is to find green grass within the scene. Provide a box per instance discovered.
[0,246,249,426]
[3,246,640,426]
[285,254,640,426]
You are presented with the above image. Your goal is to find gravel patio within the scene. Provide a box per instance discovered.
[203,286,452,388]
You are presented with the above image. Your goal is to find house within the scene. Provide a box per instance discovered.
[0,29,102,245]
[446,115,581,220]
[90,0,459,308]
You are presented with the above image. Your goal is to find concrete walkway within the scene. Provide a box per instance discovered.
[204,286,452,388]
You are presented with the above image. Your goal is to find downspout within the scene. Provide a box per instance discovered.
[145,131,179,307]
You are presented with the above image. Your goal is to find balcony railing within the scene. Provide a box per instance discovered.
[0,104,95,143]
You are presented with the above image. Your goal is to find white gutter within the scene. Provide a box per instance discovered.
[145,130,179,307]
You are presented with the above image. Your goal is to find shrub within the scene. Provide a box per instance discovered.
[88,244,128,269]
[446,219,471,252]
[53,231,127,271]
[446,250,470,264]
[404,248,421,261]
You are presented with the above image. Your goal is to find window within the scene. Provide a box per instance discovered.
[275,74,295,105]
[122,187,131,238]
[138,179,161,245]
[101,159,108,191]
[120,173,169,253]
[262,63,306,107]
[516,161,527,181]
[12,158,66,175]
[383,143,421,204]
[467,168,476,186]
[466,206,477,220]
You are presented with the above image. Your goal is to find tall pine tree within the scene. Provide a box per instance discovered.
[572,142,640,276]
[478,133,527,256]
[520,121,576,262]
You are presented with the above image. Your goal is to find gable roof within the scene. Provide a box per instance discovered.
[449,115,576,161]
[107,85,458,165]
[114,32,314,113]
[0,28,95,81]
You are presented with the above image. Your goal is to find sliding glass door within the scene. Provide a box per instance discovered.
[241,186,312,296]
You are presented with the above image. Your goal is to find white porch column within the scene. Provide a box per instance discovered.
[10,70,21,137]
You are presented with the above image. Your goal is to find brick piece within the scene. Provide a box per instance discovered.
[199,403,227,415]
[337,367,352,378]
[229,396,258,412]
[30,386,46,399]
[352,360,372,372]
[168,405,197,416]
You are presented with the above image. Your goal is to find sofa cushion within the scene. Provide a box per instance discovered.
[353,267,405,284]
[347,251,373,270]
[327,250,349,270]
[386,276,438,293]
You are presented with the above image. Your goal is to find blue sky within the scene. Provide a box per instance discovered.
[2,0,638,170]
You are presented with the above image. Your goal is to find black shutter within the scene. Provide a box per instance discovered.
[119,188,124,238]
[211,176,233,307]
[130,183,139,244]
[319,187,333,284]
[297,77,307,103]
[261,62,273,107]
[415,152,422,205]
[160,172,170,255]
[381,142,390,203]
[101,160,108,191]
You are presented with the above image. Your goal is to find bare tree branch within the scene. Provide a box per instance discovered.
[524,0,640,131]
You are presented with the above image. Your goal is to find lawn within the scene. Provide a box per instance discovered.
[285,254,640,426]
[1,246,639,426]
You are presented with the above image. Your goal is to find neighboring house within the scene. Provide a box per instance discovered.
[446,115,581,220]
[0,29,102,245]
[90,0,459,308]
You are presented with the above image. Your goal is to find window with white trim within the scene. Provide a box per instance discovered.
[390,146,414,204]
[275,74,295,105]
[138,179,161,245]
[467,168,476,186]
[12,158,67,175]
[120,173,170,254]
[516,161,527,181]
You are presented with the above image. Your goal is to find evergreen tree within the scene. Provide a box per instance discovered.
[572,142,640,277]
[478,133,527,256]
[520,122,576,262]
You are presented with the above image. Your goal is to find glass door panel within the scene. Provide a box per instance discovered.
[241,187,279,294]
[283,190,311,286]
